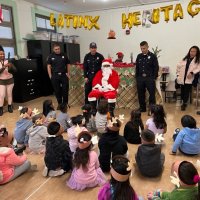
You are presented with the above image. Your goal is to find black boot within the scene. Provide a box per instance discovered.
[108,103,116,117]
[181,103,187,111]
[89,101,97,116]
[0,107,3,116]
[8,105,13,113]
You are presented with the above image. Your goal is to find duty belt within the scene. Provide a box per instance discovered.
[142,73,147,77]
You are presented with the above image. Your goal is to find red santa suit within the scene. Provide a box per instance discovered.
[88,59,119,103]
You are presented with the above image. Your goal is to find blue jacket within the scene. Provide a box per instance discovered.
[172,127,200,154]
[14,118,33,144]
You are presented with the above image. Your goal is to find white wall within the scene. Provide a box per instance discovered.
[11,0,67,57]
[5,0,200,78]
[65,0,200,79]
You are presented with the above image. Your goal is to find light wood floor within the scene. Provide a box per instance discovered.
[0,96,200,200]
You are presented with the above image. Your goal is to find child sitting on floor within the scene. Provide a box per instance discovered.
[147,160,200,200]
[43,121,72,177]
[135,129,165,177]
[14,107,33,146]
[82,104,96,132]
[0,142,31,184]
[124,109,144,144]
[67,131,106,191]
[57,103,72,132]
[145,104,167,135]
[95,99,109,138]
[98,118,128,172]
[171,115,200,156]
[26,113,49,154]
[98,155,141,200]
[67,115,88,153]
[43,99,56,126]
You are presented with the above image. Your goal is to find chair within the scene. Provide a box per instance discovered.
[164,81,176,102]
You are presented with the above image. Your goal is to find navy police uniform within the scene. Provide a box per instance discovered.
[47,52,70,105]
[135,51,159,111]
[83,52,104,104]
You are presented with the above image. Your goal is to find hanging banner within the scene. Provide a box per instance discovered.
[50,13,100,30]
[122,0,200,29]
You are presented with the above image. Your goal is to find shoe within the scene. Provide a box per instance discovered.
[8,105,13,113]
[14,145,26,155]
[0,107,3,116]
[181,104,187,111]
[48,169,64,177]
[197,111,200,115]
[42,166,49,177]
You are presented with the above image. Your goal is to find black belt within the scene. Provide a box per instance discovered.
[139,73,152,77]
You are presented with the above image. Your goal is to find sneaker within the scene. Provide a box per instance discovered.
[181,104,187,111]
[42,166,49,177]
[174,128,180,135]
[197,111,200,115]
[48,169,64,177]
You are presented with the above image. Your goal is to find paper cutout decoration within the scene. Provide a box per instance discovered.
[170,171,180,188]
[91,135,98,145]
[32,108,40,116]
[155,133,165,143]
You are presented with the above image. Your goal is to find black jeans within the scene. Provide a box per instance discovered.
[51,74,69,105]
[136,77,156,110]
[181,84,192,104]
[84,76,95,104]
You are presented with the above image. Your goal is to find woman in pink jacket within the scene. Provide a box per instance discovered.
[176,46,200,111]
[0,146,31,184]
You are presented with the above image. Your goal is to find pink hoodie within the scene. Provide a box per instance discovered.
[0,147,27,184]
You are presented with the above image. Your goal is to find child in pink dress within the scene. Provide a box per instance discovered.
[67,131,106,191]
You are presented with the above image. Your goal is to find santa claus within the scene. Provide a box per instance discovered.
[88,58,120,116]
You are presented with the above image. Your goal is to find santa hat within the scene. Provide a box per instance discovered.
[102,58,113,67]
[116,52,124,57]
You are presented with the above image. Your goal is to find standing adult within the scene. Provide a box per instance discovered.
[135,41,159,112]
[47,43,70,109]
[83,42,104,104]
[0,46,16,116]
[176,46,200,111]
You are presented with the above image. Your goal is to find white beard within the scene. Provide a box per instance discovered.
[102,67,112,86]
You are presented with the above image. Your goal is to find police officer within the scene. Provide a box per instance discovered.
[47,43,70,109]
[83,42,104,104]
[135,41,159,112]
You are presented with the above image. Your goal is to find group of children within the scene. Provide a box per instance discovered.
[1,99,200,200]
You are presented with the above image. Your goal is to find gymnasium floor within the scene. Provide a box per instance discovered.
[0,96,200,200]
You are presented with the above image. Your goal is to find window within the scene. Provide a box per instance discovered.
[35,14,56,32]
[0,5,16,58]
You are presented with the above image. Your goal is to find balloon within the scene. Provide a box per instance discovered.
[78,16,88,28]
[187,0,200,18]
[160,5,173,22]
[122,13,133,29]
[88,16,100,30]
[57,14,64,28]
[50,13,56,27]
[151,8,160,24]
[133,11,141,26]
[64,15,73,28]
[73,15,78,29]
[173,3,184,21]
